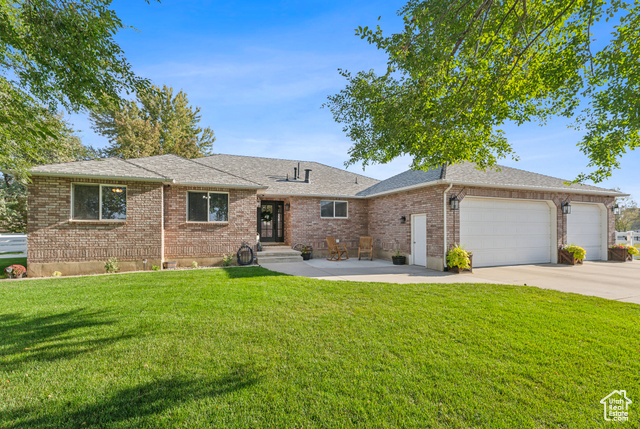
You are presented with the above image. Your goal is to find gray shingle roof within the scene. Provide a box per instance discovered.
[196,154,379,197]
[357,162,623,197]
[127,154,262,188]
[357,167,444,197]
[29,157,168,181]
[28,155,624,197]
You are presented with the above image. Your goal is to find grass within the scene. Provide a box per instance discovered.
[0,257,26,279]
[0,267,638,428]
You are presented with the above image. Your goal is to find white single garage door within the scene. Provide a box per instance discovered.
[567,203,605,261]
[460,198,553,267]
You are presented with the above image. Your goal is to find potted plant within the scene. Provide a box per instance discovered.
[447,245,472,273]
[608,244,638,262]
[301,245,312,261]
[5,264,27,279]
[392,250,406,265]
[558,244,586,265]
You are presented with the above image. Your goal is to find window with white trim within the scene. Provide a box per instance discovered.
[72,184,127,220]
[187,191,229,222]
[320,200,348,218]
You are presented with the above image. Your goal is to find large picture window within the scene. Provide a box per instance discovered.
[320,200,348,218]
[187,191,229,222]
[72,184,126,220]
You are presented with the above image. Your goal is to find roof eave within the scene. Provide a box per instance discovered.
[260,192,367,199]
[361,179,626,198]
[30,172,172,183]
[176,181,267,190]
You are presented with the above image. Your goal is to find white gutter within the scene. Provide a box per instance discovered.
[29,172,173,183]
[362,179,626,198]
[443,183,453,270]
[175,182,267,190]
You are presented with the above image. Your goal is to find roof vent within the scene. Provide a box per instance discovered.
[304,169,312,183]
[294,167,297,179]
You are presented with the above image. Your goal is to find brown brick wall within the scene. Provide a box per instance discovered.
[27,176,163,264]
[287,197,369,254]
[163,185,258,259]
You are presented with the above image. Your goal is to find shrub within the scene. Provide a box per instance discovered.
[52,271,62,277]
[447,245,471,269]
[105,257,120,274]
[563,244,586,261]
[191,261,198,268]
[222,254,234,267]
[152,265,160,271]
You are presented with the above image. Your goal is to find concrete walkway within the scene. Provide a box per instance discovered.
[260,258,640,304]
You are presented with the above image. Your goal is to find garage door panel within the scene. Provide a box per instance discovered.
[567,204,604,260]
[460,198,552,267]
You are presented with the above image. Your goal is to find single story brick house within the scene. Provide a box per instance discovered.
[25,153,624,276]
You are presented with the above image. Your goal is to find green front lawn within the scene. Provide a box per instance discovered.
[0,268,638,428]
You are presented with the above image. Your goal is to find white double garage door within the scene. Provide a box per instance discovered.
[460,197,607,268]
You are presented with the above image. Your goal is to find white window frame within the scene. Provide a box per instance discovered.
[186,190,230,223]
[70,183,127,222]
[320,200,349,219]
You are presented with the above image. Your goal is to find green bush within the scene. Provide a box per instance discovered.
[563,244,586,261]
[104,257,120,274]
[191,261,198,268]
[447,245,470,269]
[152,265,160,271]
[222,254,234,267]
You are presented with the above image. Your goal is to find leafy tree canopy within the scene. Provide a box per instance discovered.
[90,85,216,159]
[326,0,639,182]
[0,114,93,233]
[0,0,155,175]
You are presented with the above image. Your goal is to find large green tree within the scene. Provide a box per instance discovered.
[90,85,216,159]
[326,0,639,182]
[0,0,154,175]
[0,114,92,233]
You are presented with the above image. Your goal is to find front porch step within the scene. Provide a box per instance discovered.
[257,247,303,264]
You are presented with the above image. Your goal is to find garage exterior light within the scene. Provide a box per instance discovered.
[612,204,621,215]
[450,196,460,210]
[562,202,572,215]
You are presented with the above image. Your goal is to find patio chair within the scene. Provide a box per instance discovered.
[358,236,373,260]
[326,236,348,261]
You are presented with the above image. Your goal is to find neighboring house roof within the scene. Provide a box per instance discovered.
[357,162,624,197]
[196,154,379,197]
[127,154,263,189]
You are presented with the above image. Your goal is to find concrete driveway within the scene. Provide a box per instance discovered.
[260,259,640,304]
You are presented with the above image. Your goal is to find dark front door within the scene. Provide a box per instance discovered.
[258,201,284,243]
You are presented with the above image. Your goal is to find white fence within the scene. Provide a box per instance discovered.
[616,231,640,247]
[0,233,27,259]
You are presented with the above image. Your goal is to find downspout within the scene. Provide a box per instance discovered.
[443,183,453,270]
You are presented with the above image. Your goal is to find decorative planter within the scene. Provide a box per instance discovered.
[392,255,406,265]
[301,252,311,261]
[558,249,583,265]
[608,247,633,262]
[448,254,473,273]
[163,261,177,269]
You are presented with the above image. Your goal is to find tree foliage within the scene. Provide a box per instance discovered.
[0,115,92,233]
[326,0,640,182]
[0,0,155,175]
[90,85,216,159]
[615,196,640,231]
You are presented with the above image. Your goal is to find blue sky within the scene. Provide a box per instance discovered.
[69,0,639,199]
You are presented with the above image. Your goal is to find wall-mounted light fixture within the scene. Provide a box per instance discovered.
[400,215,406,224]
[562,202,572,215]
[612,204,621,215]
[449,196,460,211]
[285,203,290,211]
